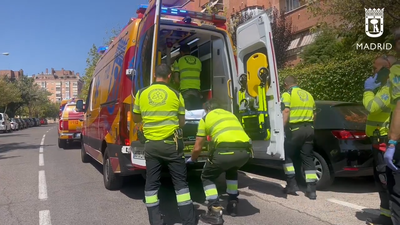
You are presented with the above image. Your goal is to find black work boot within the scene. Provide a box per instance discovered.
[226,199,238,217]
[305,182,317,200]
[283,176,299,196]
[366,215,393,225]
[200,206,224,225]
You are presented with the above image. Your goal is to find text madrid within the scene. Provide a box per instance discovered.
[356,43,393,50]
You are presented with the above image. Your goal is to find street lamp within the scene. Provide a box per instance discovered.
[2,52,9,56]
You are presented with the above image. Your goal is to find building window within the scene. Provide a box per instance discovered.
[56,87,61,92]
[56,94,62,98]
[286,0,302,12]
[65,81,70,87]
[73,82,77,87]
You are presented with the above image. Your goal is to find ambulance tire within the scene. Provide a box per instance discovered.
[103,149,123,190]
[80,142,90,163]
[58,139,67,149]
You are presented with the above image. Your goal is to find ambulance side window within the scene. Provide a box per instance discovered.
[136,26,154,89]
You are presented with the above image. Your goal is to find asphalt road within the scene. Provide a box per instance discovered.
[0,125,381,225]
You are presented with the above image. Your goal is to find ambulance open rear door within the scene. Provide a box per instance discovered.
[130,0,163,169]
[235,12,285,160]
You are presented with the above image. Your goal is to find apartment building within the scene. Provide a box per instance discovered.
[184,0,333,65]
[32,68,83,103]
[0,69,25,80]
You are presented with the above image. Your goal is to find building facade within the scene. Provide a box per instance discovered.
[0,69,25,80]
[184,0,333,66]
[32,68,83,103]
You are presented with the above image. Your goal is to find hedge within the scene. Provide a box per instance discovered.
[278,53,378,103]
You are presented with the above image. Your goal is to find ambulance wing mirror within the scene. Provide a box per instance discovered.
[76,100,84,112]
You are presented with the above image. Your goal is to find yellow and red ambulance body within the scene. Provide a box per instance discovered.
[78,0,285,190]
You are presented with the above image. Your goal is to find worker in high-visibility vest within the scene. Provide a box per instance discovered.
[133,63,196,225]
[172,44,202,110]
[385,27,400,225]
[363,55,393,225]
[281,75,318,200]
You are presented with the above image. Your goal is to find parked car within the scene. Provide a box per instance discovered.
[19,118,27,129]
[10,118,19,131]
[251,101,372,190]
[0,113,12,133]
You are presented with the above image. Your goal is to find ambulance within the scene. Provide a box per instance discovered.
[76,0,285,190]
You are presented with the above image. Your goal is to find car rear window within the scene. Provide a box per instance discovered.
[0,114,2,120]
[332,104,368,130]
[63,105,76,115]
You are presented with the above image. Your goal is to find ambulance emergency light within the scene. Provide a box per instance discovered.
[137,4,226,25]
[97,46,108,55]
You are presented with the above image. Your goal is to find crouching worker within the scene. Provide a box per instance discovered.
[187,99,252,225]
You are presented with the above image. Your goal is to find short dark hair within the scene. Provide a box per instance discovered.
[180,44,191,54]
[203,99,221,111]
[284,75,297,85]
[155,63,171,79]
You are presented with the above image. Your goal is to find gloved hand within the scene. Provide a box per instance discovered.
[364,74,381,91]
[384,145,399,172]
[186,157,195,164]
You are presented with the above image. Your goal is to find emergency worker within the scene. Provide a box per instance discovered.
[385,28,400,225]
[281,75,318,200]
[363,55,393,225]
[172,44,202,110]
[132,64,196,225]
[187,99,252,225]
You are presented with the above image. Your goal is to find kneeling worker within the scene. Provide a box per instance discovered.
[187,99,252,225]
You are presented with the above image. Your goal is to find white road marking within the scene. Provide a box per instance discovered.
[38,170,48,200]
[39,210,52,225]
[40,135,45,145]
[327,198,380,216]
[39,154,44,166]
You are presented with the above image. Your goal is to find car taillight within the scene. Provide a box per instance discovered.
[59,120,63,130]
[331,130,367,140]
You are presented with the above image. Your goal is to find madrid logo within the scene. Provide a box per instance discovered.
[365,8,384,38]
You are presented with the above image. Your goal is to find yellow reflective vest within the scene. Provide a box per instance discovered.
[363,83,392,137]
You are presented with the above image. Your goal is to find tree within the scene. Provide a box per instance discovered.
[0,78,21,113]
[270,8,292,69]
[307,0,400,43]
[228,7,292,69]
[80,28,121,100]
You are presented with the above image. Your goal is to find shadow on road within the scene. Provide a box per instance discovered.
[241,164,377,194]
[0,133,29,138]
[117,170,260,224]
[355,208,381,222]
[61,142,82,150]
[0,155,20,160]
[0,143,53,153]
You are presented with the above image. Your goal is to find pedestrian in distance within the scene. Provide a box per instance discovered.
[187,99,252,225]
[132,63,197,225]
[363,55,394,225]
[281,75,318,200]
[384,27,400,225]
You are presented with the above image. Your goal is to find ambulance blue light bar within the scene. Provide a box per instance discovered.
[137,4,226,24]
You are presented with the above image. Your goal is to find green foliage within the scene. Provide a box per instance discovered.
[0,78,21,112]
[279,52,378,102]
[80,28,121,100]
[307,0,399,44]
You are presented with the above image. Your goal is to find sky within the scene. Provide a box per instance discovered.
[0,0,148,76]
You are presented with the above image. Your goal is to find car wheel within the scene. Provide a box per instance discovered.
[58,139,67,149]
[81,142,90,163]
[103,149,123,190]
[301,151,334,190]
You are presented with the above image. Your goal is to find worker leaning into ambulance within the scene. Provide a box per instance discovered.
[362,55,394,225]
[171,44,203,110]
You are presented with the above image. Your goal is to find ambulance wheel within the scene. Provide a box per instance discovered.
[301,151,334,190]
[103,149,123,190]
[81,142,90,163]
[58,139,66,149]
